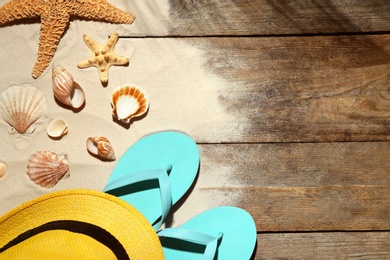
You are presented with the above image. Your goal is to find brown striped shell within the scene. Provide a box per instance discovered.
[52,65,85,109]
[26,151,70,188]
[86,136,116,161]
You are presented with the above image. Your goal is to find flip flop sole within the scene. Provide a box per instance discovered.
[104,131,199,225]
[161,206,257,259]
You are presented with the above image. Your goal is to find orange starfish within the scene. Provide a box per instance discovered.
[0,0,135,79]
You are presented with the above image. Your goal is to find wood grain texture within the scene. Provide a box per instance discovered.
[256,232,390,259]
[168,0,390,36]
[198,142,390,188]
[242,185,390,231]
[172,143,390,232]
[182,35,390,142]
[177,184,390,232]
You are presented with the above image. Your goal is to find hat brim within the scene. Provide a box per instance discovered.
[0,189,164,259]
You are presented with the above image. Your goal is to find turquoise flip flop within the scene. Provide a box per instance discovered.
[103,131,199,231]
[158,206,257,259]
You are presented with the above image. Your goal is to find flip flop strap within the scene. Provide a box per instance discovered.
[158,228,223,260]
[103,166,172,231]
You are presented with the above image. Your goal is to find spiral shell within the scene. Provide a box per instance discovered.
[111,85,149,124]
[26,151,70,188]
[0,84,47,134]
[86,136,116,161]
[52,65,85,109]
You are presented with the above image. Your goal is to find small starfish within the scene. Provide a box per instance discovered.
[77,32,128,83]
[0,0,135,79]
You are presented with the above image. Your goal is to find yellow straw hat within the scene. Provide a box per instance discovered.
[0,189,164,259]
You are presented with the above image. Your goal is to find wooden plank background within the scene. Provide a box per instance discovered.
[167,0,390,36]
[192,35,390,143]
[126,0,390,258]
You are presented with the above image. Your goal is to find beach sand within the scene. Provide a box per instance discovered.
[0,0,240,226]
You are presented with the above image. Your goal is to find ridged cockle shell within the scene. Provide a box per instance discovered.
[0,84,47,134]
[26,151,70,188]
[86,136,116,161]
[111,85,149,124]
[52,65,85,109]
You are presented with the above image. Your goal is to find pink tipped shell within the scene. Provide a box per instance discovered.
[26,151,70,188]
[86,136,116,161]
[52,65,85,109]
[111,85,149,124]
[0,84,47,134]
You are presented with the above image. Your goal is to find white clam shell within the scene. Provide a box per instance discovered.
[26,151,70,189]
[52,65,85,109]
[86,136,116,161]
[0,84,47,134]
[0,161,7,178]
[111,85,149,124]
[47,118,68,138]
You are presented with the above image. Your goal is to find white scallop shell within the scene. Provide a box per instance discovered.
[0,161,7,178]
[111,85,149,124]
[26,151,70,188]
[86,136,116,161]
[47,118,68,138]
[0,84,47,134]
[52,65,85,109]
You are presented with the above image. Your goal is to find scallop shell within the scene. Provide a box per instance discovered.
[0,84,47,134]
[52,65,85,109]
[86,136,116,161]
[0,161,7,178]
[111,85,149,124]
[47,118,68,138]
[26,151,70,188]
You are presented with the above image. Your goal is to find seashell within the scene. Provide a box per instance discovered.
[26,151,70,188]
[52,65,85,109]
[0,161,7,178]
[86,136,116,161]
[111,85,149,124]
[0,84,47,134]
[47,118,68,138]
